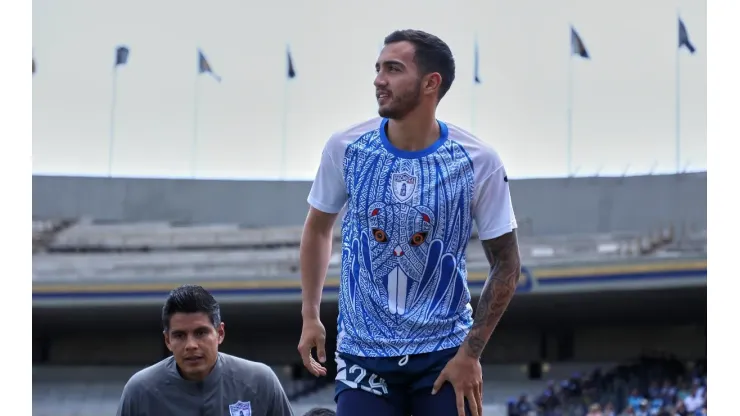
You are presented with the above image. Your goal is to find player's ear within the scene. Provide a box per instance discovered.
[163,331,173,352]
[423,72,441,97]
[217,322,225,344]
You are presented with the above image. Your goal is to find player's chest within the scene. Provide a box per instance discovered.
[145,385,267,416]
[346,156,475,206]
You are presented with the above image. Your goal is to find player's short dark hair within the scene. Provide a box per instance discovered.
[161,284,221,332]
[302,408,336,416]
[384,29,456,100]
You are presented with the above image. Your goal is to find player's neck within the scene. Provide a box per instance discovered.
[386,109,439,152]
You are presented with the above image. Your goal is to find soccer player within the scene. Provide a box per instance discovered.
[117,284,294,416]
[297,29,522,416]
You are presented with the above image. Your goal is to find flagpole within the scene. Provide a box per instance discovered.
[675,11,682,173]
[280,78,290,180]
[107,68,119,177]
[566,45,574,177]
[191,76,201,179]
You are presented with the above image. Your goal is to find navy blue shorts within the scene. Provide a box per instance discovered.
[334,347,472,415]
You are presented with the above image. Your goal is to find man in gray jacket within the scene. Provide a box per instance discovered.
[117,284,294,416]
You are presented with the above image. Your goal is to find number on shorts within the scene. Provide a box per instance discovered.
[341,364,389,396]
[349,365,366,384]
[367,374,388,395]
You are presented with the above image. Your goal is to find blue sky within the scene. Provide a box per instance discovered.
[32,0,706,180]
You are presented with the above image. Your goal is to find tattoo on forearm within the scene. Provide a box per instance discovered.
[464,231,521,358]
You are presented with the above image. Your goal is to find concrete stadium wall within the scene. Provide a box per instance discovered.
[32,172,706,236]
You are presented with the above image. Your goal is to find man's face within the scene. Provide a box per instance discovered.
[374,41,430,120]
[164,312,224,381]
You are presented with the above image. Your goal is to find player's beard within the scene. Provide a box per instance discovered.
[378,80,422,120]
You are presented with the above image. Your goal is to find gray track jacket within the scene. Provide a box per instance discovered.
[116,353,294,416]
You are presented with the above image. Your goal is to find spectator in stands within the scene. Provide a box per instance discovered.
[603,402,616,416]
[535,382,562,415]
[689,362,706,385]
[507,398,517,415]
[659,379,677,405]
[302,408,336,416]
[648,381,661,400]
[116,284,294,416]
[587,403,603,416]
[567,372,584,398]
[673,401,688,416]
[514,394,534,415]
[691,379,705,398]
[582,374,599,403]
[555,355,707,416]
[620,405,635,415]
[627,389,645,411]
[649,397,665,415]
[682,385,705,413]
[634,399,649,416]
[675,381,691,402]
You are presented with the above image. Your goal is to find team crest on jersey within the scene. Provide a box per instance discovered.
[391,172,417,203]
[228,400,252,416]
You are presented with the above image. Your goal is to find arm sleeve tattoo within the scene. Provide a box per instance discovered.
[462,230,521,358]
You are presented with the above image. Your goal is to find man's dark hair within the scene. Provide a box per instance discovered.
[302,408,336,416]
[384,29,456,100]
[161,284,221,332]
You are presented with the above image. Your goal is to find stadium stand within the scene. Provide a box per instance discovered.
[515,353,708,416]
[32,218,75,253]
[32,219,705,283]
[33,367,127,416]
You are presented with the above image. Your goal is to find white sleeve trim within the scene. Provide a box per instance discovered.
[306,196,344,214]
[306,135,348,214]
[477,219,518,241]
[472,158,517,241]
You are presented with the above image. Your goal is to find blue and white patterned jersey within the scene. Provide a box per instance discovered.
[307,117,517,358]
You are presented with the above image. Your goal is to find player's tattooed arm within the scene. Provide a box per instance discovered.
[462,230,521,359]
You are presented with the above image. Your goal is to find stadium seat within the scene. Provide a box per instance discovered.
[33,219,706,285]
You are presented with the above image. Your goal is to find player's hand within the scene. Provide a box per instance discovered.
[297,317,328,377]
[431,350,484,416]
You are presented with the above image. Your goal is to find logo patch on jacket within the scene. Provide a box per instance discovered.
[229,401,252,416]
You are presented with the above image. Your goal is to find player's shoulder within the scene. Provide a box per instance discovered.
[443,121,505,173]
[219,353,278,383]
[122,356,171,394]
[324,117,383,151]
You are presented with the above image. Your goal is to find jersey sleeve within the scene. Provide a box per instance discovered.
[306,136,348,214]
[116,378,141,416]
[472,161,517,240]
[264,367,295,416]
